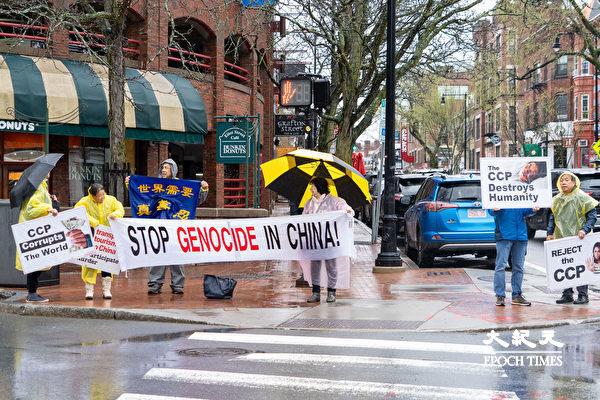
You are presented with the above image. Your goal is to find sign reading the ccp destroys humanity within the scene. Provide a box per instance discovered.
[11,207,93,274]
[109,211,355,270]
[216,120,255,164]
[70,225,120,274]
[544,233,600,291]
[480,157,552,209]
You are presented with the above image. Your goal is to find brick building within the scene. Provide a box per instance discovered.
[0,0,275,208]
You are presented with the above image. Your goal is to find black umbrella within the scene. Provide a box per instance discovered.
[9,153,63,209]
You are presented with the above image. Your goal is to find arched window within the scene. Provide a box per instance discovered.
[168,18,214,73]
[224,35,251,85]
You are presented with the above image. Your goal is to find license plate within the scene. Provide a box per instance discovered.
[467,209,486,218]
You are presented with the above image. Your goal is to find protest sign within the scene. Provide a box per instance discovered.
[129,175,200,220]
[544,233,600,291]
[11,207,93,274]
[480,157,551,209]
[70,225,120,274]
[109,211,355,270]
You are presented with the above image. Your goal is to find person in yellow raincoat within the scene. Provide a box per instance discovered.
[547,171,598,305]
[16,176,58,303]
[74,183,124,300]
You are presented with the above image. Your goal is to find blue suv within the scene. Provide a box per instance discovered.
[403,175,496,266]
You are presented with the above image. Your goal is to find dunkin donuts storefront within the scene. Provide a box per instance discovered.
[0,53,207,205]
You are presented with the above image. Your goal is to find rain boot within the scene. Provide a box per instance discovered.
[102,277,112,300]
[85,284,94,300]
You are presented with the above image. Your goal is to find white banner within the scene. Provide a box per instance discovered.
[480,157,552,209]
[11,207,93,274]
[109,211,356,270]
[544,233,600,291]
[70,225,121,274]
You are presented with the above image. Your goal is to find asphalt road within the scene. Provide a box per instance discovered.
[1,312,600,400]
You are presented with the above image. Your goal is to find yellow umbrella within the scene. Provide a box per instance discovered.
[260,149,371,208]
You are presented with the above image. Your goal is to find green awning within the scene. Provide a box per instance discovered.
[0,53,207,143]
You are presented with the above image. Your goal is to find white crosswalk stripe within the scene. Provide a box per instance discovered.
[143,368,518,400]
[116,394,207,400]
[120,331,517,400]
[234,352,507,377]
[188,332,495,354]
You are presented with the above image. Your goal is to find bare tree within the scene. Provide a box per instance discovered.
[277,0,484,162]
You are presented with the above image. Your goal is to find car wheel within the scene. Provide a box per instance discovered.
[416,230,434,267]
[527,227,536,239]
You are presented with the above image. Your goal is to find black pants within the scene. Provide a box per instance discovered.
[26,271,42,294]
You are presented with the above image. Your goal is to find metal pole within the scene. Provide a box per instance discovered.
[463,93,467,170]
[375,0,401,267]
[595,36,599,143]
[513,66,518,155]
[254,115,261,208]
[245,120,250,208]
[44,106,49,154]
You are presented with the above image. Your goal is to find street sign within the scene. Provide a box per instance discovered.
[216,121,255,164]
[562,137,574,148]
[593,139,600,158]
[275,114,313,136]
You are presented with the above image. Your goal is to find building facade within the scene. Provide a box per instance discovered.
[0,0,275,208]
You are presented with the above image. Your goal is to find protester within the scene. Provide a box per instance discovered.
[547,171,598,305]
[586,242,600,274]
[127,158,208,295]
[74,183,124,300]
[15,174,58,302]
[303,177,354,303]
[352,152,366,175]
[492,207,538,307]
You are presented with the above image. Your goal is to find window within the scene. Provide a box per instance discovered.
[495,34,501,53]
[533,102,539,127]
[495,108,501,132]
[582,94,590,120]
[495,145,500,157]
[508,31,516,54]
[475,116,481,139]
[437,182,481,202]
[580,147,590,167]
[486,112,494,134]
[508,143,517,156]
[555,94,568,121]
[525,106,531,129]
[575,95,579,120]
[555,55,568,78]
[582,59,590,75]
[533,63,541,86]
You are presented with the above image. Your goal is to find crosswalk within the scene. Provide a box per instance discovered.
[116,331,519,400]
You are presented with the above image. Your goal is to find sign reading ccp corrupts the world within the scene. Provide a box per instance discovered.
[544,233,600,291]
[11,207,93,274]
[70,225,121,274]
[480,157,552,209]
[109,211,355,271]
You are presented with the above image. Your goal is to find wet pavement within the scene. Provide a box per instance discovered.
[2,313,600,400]
[2,202,600,331]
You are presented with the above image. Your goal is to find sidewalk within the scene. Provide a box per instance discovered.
[3,202,600,332]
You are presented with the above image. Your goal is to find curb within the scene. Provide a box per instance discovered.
[0,300,234,327]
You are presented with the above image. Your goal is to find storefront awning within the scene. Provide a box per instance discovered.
[0,53,207,144]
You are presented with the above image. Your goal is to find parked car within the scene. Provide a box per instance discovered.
[394,174,429,238]
[526,168,600,237]
[361,173,428,236]
[403,175,496,266]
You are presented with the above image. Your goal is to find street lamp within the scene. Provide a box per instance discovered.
[374,0,402,268]
[441,92,468,170]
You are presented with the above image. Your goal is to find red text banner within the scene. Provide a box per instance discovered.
[109,211,355,270]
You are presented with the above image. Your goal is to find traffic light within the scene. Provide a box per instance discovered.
[280,78,312,107]
[313,79,330,108]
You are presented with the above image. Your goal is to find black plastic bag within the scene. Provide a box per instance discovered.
[203,275,237,299]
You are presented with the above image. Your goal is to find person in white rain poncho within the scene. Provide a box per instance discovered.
[302,177,354,303]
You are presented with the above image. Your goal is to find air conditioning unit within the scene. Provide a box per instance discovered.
[578,139,588,147]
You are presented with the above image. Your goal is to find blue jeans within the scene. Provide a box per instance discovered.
[494,240,527,298]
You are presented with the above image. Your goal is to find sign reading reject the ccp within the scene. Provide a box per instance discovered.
[216,121,255,164]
